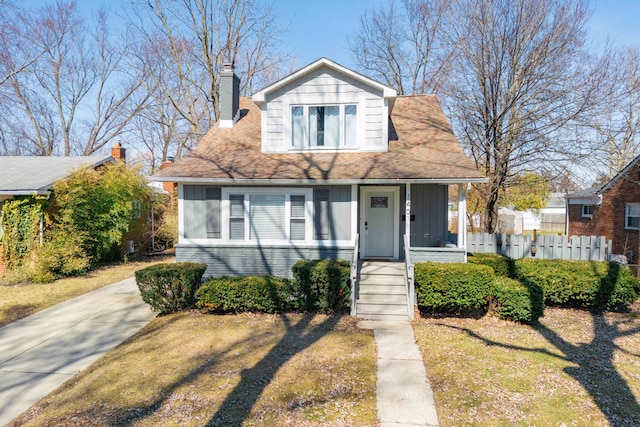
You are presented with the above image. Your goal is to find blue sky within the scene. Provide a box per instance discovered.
[274,0,640,67]
[40,0,640,67]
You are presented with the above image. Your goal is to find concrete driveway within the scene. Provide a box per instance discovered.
[0,277,155,426]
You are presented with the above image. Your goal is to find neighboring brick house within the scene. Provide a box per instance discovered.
[566,155,640,263]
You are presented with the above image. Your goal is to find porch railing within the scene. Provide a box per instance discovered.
[350,234,359,317]
[403,234,415,320]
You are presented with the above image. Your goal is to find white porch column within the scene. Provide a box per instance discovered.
[405,183,411,245]
[457,183,467,249]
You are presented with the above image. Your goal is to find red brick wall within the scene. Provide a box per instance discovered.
[568,164,640,262]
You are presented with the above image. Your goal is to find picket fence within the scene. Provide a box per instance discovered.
[467,233,611,261]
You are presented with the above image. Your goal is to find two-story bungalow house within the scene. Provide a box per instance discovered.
[152,58,485,317]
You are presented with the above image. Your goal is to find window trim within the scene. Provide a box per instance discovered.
[581,204,594,218]
[625,203,640,230]
[290,104,357,149]
[221,187,313,243]
[282,93,366,152]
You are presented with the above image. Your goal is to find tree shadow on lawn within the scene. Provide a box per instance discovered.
[440,309,640,426]
[104,313,341,427]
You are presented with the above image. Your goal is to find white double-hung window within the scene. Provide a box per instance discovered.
[291,104,357,148]
[222,188,312,242]
[625,203,640,230]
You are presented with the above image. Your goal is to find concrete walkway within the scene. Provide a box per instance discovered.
[358,320,439,427]
[0,277,155,426]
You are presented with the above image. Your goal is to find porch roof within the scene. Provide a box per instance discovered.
[153,95,486,184]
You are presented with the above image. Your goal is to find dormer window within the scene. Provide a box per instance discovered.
[291,104,357,148]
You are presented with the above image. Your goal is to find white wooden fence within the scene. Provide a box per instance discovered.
[467,233,611,261]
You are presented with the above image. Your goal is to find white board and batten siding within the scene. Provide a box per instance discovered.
[261,67,388,153]
[467,233,611,261]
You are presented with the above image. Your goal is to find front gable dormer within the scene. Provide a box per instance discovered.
[252,58,397,153]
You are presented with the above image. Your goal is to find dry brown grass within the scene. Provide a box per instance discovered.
[0,255,174,328]
[414,302,640,427]
[8,312,377,427]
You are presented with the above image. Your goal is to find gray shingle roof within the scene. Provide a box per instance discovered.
[0,156,112,194]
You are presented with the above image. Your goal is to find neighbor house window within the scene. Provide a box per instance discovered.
[625,203,640,229]
[581,205,594,218]
[224,189,310,242]
[132,200,142,219]
[291,104,357,148]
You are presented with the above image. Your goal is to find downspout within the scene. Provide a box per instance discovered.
[565,196,569,236]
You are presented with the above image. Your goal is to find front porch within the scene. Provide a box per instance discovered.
[353,182,470,320]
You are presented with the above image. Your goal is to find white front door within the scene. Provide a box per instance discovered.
[361,187,399,258]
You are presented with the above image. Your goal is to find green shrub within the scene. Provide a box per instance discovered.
[0,195,48,270]
[514,259,640,311]
[291,259,351,311]
[135,262,207,314]
[51,161,151,265]
[415,262,494,315]
[490,277,544,324]
[467,253,515,278]
[196,276,292,313]
[32,228,91,283]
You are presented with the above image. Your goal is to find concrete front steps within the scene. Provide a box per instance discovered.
[356,261,410,321]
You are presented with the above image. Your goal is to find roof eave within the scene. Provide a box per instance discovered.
[150,176,487,185]
[0,190,51,196]
[252,57,397,105]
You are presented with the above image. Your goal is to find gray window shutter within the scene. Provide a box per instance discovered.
[206,187,221,238]
[314,188,329,240]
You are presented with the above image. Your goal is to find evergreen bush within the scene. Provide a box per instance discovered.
[196,276,292,313]
[415,262,494,315]
[291,259,351,311]
[467,252,515,278]
[514,259,640,311]
[490,277,544,324]
[135,262,207,314]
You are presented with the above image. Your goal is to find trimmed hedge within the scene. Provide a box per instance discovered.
[196,276,291,313]
[415,262,494,315]
[291,259,351,311]
[490,277,544,324]
[135,262,207,314]
[467,253,515,278]
[514,259,640,311]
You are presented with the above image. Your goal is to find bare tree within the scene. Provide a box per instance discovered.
[348,0,454,95]
[0,0,43,87]
[1,2,148,156]
[446,0,601,232]
[583,47,640,182]
[128,0,289,155]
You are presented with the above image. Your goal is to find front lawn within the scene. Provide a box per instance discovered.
[415,304,640,426]
[8,313,377,427]
[0,255,174,328]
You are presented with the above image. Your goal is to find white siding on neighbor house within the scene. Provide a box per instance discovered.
[261,67,388,153]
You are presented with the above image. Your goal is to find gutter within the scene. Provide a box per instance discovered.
[0,190,51,196]
[149,177,489,185]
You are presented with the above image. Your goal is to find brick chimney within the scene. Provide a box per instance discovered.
[111,142,126,162]
[161,157,176,195]
[219,62,240,128]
